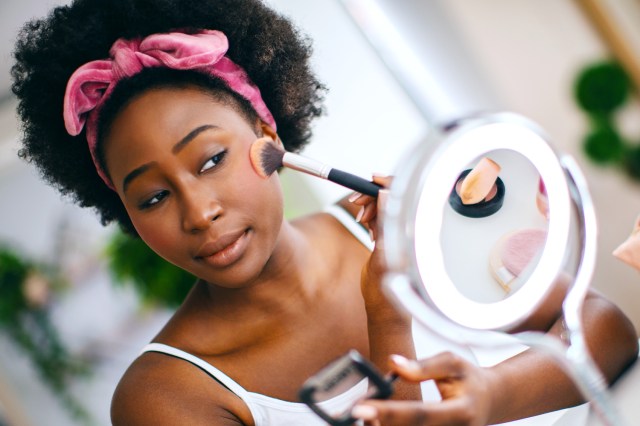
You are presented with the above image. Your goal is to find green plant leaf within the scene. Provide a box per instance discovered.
[105,231,194,307]
[574,61,630,115]
[583,124,626,164]
[624,144,640,181]
[0,248,29,323]
[0,246,92,424]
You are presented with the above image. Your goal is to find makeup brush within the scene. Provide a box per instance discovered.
[250,138,381,197]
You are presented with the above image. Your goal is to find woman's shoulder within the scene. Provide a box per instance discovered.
[291,199,371,255]
[111,349,253,425]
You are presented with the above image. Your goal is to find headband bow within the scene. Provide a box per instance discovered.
[63,30,275,190]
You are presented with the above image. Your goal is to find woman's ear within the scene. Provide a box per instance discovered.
[259,121,281,145]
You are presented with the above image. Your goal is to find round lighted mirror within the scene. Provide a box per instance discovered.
[384,112,573,331]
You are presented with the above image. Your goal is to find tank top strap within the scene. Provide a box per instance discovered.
[140,343,252,399]
[324,204,374,251]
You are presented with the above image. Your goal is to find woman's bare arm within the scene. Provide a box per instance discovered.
[111,354,252,426]
[352,289,638,425]
[486,290,638,424]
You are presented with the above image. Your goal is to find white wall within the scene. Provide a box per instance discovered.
[264,0,427,204]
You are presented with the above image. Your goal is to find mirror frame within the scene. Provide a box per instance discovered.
[384,112,572,331]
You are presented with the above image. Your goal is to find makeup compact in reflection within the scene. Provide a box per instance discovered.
[299,350,394,426]
[382,112,625,425]
[448,165,506,218]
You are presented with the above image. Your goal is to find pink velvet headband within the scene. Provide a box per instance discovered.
[63,30,276,190]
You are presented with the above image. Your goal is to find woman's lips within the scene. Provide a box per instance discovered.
[195,229,250,268]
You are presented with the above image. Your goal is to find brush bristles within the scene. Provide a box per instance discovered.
[249,137,285,178]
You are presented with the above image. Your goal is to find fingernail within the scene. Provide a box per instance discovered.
[378,189,389,204]
[351,404,378,420]
[369,228,375,242]
[390,354,410,367]
[356,207,364,223]
[349,192,362,203]
[372,172,387,178]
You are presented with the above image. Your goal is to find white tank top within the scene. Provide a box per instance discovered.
[140,343,367,426]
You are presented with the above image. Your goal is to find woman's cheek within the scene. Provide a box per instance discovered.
[237,159,283,205]
[133,219,179,263]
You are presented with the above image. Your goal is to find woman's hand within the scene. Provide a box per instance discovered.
[349,174,391,241]
[350,175,420,401]
[349,175,394,315]
[352,353,497,426]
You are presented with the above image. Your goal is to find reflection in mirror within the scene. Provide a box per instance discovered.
[439,150,549,303]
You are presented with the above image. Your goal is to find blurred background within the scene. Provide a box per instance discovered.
[1,0,640,424]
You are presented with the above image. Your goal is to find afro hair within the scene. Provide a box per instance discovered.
[12,0,325,234]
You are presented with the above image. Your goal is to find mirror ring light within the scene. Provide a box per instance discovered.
[384,112,572,331]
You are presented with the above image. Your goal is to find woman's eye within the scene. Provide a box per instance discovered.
[200,150,227,173]
[139,190,168,210]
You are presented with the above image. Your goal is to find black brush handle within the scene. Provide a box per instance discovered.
[328,169,381,197]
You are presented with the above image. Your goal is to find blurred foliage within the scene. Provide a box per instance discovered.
[0,246,92,424]
[575,62,630,115]
[106,231,195,308]
[624,145,640,180]
[573,60,640,179]
[583,123,625,164]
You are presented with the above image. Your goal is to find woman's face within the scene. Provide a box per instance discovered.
[104,87,285,287]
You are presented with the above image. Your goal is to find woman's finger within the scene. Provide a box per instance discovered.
[353,398,476,426]
[390,352,468,382]
[369,189,389,242]
[372,174,392,187]
[348,191,364,203]
[349,174,391,206]
[350,194,375,206]
[360,201,378,226]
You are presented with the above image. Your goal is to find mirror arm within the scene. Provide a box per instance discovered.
[561,156,594,331]
[558,156,624,426]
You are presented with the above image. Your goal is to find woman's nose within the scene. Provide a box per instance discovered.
[180,186,223,233]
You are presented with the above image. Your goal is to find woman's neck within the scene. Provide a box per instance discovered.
[196,219,327,320]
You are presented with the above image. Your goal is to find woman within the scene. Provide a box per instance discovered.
[12,0,637,424]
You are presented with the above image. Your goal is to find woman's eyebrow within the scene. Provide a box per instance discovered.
[122,162,158,193]
[122,125,221,192]
[172,124,220,154]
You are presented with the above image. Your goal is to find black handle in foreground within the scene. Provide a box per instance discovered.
[327,168,381,197]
